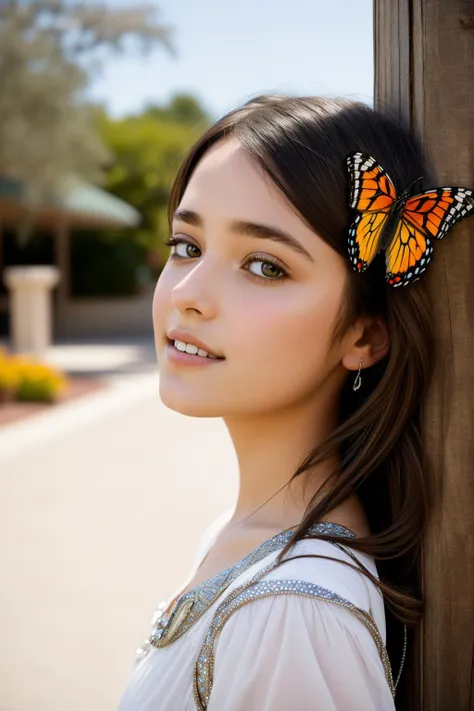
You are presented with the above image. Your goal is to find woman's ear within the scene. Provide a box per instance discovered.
[342,316,390,371]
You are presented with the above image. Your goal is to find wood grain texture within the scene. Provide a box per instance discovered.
[374,1,474,709]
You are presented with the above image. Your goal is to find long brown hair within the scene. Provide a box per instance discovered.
[168,94,437,709]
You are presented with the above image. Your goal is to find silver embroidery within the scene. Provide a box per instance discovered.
[132,521,398,709]
[144,522,356,650]
[193,574,395,710]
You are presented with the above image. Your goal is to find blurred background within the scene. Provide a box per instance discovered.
[0,2,373,710]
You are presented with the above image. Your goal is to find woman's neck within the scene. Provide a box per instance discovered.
[223,396,342,531]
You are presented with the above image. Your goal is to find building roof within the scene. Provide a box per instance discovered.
[0,175,141,228]
[57,176,141,227]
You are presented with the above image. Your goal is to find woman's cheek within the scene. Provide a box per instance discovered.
[254,308,327,383]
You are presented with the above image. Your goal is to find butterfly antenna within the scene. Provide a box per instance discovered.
[406,176,424,195]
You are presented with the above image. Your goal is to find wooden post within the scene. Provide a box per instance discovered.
[374,2,474,709]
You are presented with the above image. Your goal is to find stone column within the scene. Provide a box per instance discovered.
[3,266,61,357]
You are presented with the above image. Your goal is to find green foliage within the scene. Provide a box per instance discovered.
[70,94,212,296]
[0,1,214,295]
[144,94,211,127]
[96,94,213,270]
[0,1,174,198]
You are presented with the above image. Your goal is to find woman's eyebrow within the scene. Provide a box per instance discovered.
[172,208,314,262]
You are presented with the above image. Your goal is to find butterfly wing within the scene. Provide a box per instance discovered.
[346,152,397,212]
[403,187,474,240]
[385,218,434,287]
[346,152,396,271]
[347,154,474,286]
[385,186,474,287]
[348,210,391,272]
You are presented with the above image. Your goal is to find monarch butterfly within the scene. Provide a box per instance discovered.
[346,152,474,287]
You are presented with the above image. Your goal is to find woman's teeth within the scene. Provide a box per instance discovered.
[173,340,219,359]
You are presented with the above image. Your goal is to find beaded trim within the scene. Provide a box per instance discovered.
[133,520,399,709]
[139,522,356,654]
[192,566,395,709]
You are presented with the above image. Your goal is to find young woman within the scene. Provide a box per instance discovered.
[116,94,471,710]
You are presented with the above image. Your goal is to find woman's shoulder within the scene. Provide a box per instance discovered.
[260,534,386,639]
[196,513,384,616]
[193,512,386,638]
[200,534,395,709]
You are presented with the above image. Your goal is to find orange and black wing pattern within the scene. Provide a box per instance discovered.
[386,187,474,287]
[346,152,474,287]
[384,218,434,287]
[346,152,396,272]
[347,152,397,213]
[403,188,474,240]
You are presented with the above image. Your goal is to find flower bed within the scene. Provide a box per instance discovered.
[0,347,106,428]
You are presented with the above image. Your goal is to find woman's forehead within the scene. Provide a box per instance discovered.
[180,139,302,228]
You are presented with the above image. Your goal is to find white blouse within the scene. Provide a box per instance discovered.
[117,510,397,711]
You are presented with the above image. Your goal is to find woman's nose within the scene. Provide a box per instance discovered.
[170,260,219,319]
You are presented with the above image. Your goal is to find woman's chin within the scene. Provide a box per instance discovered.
[158,383,220,418]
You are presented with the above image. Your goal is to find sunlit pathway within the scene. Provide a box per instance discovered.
[0,372,237,711]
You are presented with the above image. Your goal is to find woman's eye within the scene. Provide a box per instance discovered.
[245,259,286,280]
[164,236,200,258]
[164,236,289,284]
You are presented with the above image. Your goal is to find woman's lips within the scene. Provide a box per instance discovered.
[167,330,224,359]
[166,341,226,366]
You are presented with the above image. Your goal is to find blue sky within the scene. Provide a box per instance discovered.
[88,0,374,120]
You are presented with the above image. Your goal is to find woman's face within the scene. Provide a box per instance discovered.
[153,138,351,418]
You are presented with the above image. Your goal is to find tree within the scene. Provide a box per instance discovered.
[0,1,175,201]
[144,94,211,127]
[97,94,211,263]
[70,94,212,297]
[374,2,474,710]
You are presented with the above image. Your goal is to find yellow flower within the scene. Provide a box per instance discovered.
[0,358,20,392]
[10,355,69,403]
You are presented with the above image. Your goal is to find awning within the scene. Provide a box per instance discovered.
[57,176,140,227]
[0,175,141,228]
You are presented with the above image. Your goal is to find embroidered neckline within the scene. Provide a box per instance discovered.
[173,520,356,609]
[141,521,356,653]
[133,521,401,706]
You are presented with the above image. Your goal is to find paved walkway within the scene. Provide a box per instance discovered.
[0,338,237,711]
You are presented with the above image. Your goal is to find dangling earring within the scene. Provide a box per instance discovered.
[352,358,363,391]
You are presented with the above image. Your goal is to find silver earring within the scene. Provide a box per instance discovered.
[352,358,363,391]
